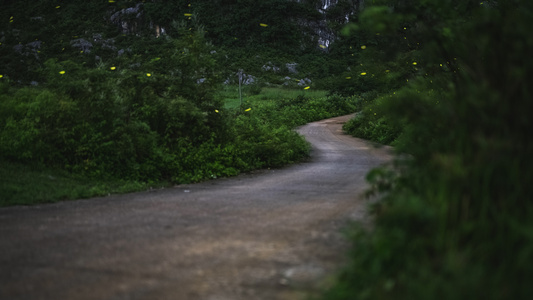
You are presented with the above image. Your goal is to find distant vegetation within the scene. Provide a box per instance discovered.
[0,0,359,205]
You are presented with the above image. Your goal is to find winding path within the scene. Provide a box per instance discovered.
[0,114,392,300]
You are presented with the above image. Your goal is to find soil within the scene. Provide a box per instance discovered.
[0,114,393,300]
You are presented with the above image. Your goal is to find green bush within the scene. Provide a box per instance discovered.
[343,92,402,145]
[322,1,533,299]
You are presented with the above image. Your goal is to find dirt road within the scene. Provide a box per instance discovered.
[0,114,392,300]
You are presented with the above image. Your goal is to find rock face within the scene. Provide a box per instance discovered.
[110,3,144,34]
[13,40,42,59]
[319,0,364,48]
[109,3,165,37]
[70,38,93,53]
[296,0,360,50]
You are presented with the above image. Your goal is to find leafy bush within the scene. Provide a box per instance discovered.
[343,92,402,145]
[322,1,533,299]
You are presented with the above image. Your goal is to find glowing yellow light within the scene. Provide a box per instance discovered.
[413,62,417,65]
[245,108,252,111]
[56,6,60,8]
[0,75,3,78]
[319,45,326,49]
[304,86,310,90]
[360,72,367,76]
[146,73,151,77]
[188,4,191,7]
[259,23,268,27]
[110,66,116,70]
[109,0,116,3]
[59,71,66,74]
[345,77,352,79]
[361,45,366,49]
[184,13,192,17]
[215,109,219,113]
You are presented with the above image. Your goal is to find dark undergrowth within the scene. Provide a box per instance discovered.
[320,1,533,299]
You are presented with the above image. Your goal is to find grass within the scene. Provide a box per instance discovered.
[0,160,165,207]
[219,85,329,109]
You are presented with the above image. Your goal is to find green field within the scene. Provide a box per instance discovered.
[0,160,161,207]
[219,86,329,109]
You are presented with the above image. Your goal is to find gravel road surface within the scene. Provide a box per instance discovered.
[0,114,392,300]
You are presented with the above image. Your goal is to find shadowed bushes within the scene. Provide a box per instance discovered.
[322,1,533,299]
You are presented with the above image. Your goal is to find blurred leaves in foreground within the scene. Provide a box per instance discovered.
[324,0,533,299]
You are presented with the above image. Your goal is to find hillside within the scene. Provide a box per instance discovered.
[0,0,361,85]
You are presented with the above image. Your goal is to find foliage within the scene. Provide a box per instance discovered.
[0,0,365,205]
[1,78,362,205]
[0,23,223,180]
[322,0,533,299]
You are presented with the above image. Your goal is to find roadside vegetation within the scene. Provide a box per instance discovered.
[0,1,359,206]
[319,0,533,299]
[0,79,357,206]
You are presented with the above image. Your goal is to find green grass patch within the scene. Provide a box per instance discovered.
[0,160,162,207]
[219,85,329,109]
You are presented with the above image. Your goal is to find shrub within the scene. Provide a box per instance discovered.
[322,1,533,299]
